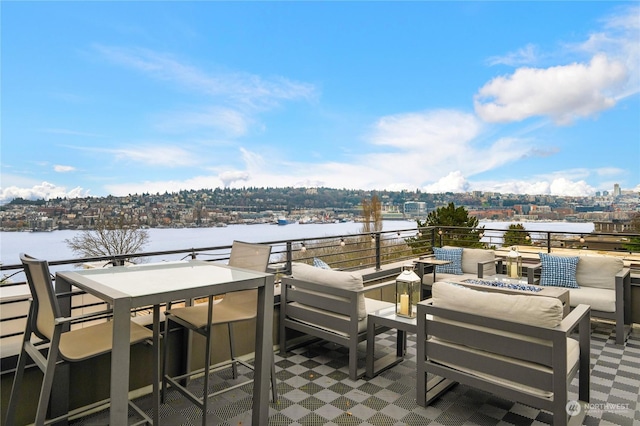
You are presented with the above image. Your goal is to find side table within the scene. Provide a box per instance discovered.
[366,306,417,378]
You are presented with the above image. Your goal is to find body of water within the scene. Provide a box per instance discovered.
[0,220,417,267]
[0,220,595,269]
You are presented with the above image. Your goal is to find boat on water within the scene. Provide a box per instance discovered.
[277,217,291,225]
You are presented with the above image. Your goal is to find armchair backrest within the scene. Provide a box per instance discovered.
[20,253,59,341]
[290,262,366,319]
[441,246,496,276]
[575,254,624,290]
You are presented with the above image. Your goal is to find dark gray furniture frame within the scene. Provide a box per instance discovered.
[416,298,591,426]
[279,269,399,380]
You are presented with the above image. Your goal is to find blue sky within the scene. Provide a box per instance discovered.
[1,2,639,203]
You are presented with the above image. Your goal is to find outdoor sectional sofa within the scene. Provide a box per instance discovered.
[528,252,631,345]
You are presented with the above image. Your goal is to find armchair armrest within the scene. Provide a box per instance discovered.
[557,304,590,334]
[418,254,436,260]
[476,259,497,278]
[616,267,631,324]
[526,262,542,285]
[362,279,396,293]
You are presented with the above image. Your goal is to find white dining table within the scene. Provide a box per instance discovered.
[55,260,274,425]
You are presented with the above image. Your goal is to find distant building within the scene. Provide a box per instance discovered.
[404,201,427,219]
[614,184,622,197]
[594,219,633,233]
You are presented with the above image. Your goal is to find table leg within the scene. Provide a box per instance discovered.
[252,276,274,425]
[111,299,131,425]
[396,330,407,357]
[366,316,375,378]
[152,305,160,425]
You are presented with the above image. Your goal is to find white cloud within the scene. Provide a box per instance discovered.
[486,44,540,67]
[473,177,596,196]
[105,175,225,196]
[154,107,251,137]
[422,171,470,193]
[370,110,482,149]
[94,45,316,110]
[475,54,628,124]
[579,6,640,99]
[476,6,639,125]
[359,110,538,188]
[219,170,250,188]
[54,165,76,173]
[114,146,199,167]
[0,182,88,203]
[73,145,200,168]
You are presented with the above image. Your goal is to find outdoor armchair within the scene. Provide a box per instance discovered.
[417,281,590,426]
[279,262,395,380]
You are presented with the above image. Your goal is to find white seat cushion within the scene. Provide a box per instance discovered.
[569,286,616,312]
[430,336,580,398]
[289,297,393,337]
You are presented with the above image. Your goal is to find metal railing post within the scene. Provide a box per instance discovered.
[375,233,381,271]
[286,241,293,273]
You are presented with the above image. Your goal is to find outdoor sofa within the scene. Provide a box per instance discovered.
[528,252,631,345]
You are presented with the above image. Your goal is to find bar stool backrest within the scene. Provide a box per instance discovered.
[21,253,59,341]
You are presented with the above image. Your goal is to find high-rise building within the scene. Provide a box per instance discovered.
[613,183,622,197]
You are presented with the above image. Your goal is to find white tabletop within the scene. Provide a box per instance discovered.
[57,260,272,306]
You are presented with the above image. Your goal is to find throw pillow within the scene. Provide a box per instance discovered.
[313,257,331,269]
[433,247,463,275]
[538,253,579,289]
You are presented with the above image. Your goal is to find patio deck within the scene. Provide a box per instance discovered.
[69,320,639,426]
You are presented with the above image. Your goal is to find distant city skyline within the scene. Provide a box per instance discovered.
[1,2,639,204]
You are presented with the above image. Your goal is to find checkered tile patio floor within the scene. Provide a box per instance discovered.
[71,320,639,425]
